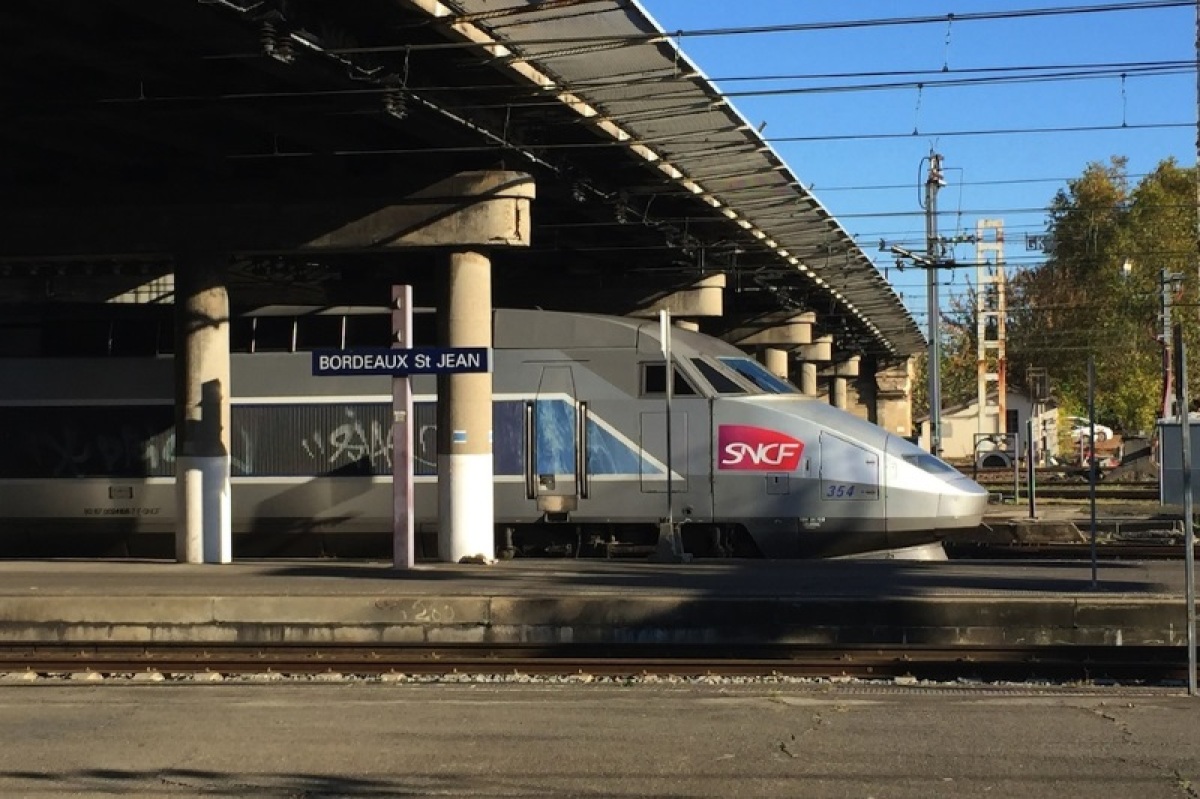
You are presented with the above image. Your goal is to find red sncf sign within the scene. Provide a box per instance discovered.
[717,425,804,471]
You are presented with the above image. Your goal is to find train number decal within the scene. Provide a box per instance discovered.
[825,484,856,499]
[717,425,804,471]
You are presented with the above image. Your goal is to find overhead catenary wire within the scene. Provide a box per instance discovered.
[300,1,1193,55]
[209,0,1192,347]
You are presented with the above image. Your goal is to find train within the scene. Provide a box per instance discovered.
[0,305,988,559]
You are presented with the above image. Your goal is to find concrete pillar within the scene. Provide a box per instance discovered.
[831,377,848,410]
[735,311,814,348]
[798,334,832,399]
[761,347,789,380]
[829,355,861,411]
[850,374,874,421]
[876,358,915,438]
[173,253,231,564]
[799,363,819,397]
[635,273,726,318]
[437,250,495,563]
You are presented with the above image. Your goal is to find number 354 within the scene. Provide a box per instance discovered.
[826,484,855,498]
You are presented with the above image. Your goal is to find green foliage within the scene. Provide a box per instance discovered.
[934,156,1198,435]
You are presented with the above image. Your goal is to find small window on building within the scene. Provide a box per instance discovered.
[641,362,698,396]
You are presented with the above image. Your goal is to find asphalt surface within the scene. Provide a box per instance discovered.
[0,682,1194,798]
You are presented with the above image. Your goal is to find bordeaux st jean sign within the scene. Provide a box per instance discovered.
[311,347,490,377]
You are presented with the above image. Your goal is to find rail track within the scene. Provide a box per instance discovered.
[946,542,1197,560]
[976,483,1160,501]
[0,642,1189,685]
[969,472,1160,501]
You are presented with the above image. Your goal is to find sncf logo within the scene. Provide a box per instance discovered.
[718,425,804,471]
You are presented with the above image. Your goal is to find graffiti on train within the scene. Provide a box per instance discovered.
[0,403,429,478]
[0,399,614,479]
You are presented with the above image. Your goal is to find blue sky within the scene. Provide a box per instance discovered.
[634,1,1195,327]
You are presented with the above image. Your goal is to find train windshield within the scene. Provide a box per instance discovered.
[718,357,800,394]
[903,453,961,475]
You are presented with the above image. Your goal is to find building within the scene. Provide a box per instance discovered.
[916,390,1058,465]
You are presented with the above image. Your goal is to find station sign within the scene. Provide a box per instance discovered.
[312,347,491,377]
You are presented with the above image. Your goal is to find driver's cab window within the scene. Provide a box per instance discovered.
[641,362,699,397]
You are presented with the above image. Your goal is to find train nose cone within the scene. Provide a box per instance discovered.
[937,477,990,530]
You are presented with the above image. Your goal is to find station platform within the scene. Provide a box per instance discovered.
[0,556,1190,648]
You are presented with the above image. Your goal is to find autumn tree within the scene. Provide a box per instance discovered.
[1005,157,1197,435]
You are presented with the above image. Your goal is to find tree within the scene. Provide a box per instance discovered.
[1006,157,1197,435]
[910,294,978,420]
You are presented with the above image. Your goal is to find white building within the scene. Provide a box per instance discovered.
[916,390,1058,465]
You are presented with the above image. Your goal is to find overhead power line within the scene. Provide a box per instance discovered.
[321,1,1192,54]
[764,121,1192,144]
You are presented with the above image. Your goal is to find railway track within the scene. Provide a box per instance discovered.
[0,642,1189,685]
[947,542,1197,560]
[969,472,1160,501]
[977,484,1160,501]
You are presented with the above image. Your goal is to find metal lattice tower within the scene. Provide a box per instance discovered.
[975,219,1007,434]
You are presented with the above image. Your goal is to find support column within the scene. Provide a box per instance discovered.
[850,371,875,420]
[634,273,727,319]
[438,250,495,563]
[831,377,848,409]
[798,334,833,399]
[799,363,819,397]
[876,358,915,438]
[831,355,861,411]
[761,347,789,380]
[173,253,231,564]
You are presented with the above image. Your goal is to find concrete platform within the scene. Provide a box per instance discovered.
[0,558,1192,647]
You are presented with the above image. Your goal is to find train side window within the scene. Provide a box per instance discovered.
[641,362,698,397]
[295,315,345,351]
[230,317,255,353]
[344,314,393,347]
[42,318,113,356]
[248,316,296,353]
[689,358,748,394]
[718,356,799,393]
[110,317,168,356]
[0,322,40,357]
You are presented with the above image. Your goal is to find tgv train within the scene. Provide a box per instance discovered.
[0,307,988,559]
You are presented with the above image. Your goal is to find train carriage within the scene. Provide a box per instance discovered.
[0,307,987,559]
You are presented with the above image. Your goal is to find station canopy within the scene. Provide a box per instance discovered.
[0,0,925,361]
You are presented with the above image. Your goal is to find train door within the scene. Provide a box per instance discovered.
[818,432,881,504]
[525,366,586,516]
[638,360,692,495]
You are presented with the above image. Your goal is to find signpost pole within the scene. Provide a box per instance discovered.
[662,310,674,530]
[392,285,415,570]
[1172,324,1197,695]
[652,311,689,563]
[309,327,491,569]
